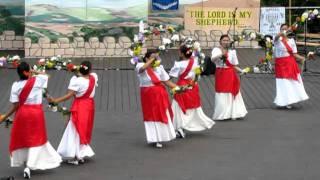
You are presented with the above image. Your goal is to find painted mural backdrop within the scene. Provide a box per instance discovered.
[0,0,25,35]
[25,0,148,42]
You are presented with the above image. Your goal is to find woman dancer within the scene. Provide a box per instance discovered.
[211,35,247,120]
[136,50,177,148]
[48,61,98,164]
[169,44,215,138]
[0,62,61,179]
[273,23,309,108]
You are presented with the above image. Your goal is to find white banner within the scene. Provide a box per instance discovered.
[260,7,285,37]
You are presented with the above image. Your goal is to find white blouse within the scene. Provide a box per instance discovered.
[136,63,170,87]
[10,74,48,104]
[169,59,199,79]
[273,38,297,58]
[68,73,98,98]
[211,48,239,68]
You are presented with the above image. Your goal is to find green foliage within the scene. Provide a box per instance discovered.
[78,26,138,42]
[0,8,11,18]
[25,32,40,43]
[0,6,24,35]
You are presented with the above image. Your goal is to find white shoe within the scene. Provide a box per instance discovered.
[78,158,85,164]
[286,105,292,109]
[155,143,163,148]
[67,159,79,165]
[177,129,186,138]
[23,167,31,179]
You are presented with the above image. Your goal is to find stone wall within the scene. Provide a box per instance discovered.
[0,31,24,50]
[1,30,259,58]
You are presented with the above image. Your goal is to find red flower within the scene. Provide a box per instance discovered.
[152,28,161,36]
[259,58,264,64]
[12,60,20,68]
[66,63,75,72]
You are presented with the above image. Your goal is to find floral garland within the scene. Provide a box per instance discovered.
[129,21,206,75]
[43,89,71,118]
[294,9,319,27]
[242,35,274,73]
[0,55,21,68]
[129,21,180,65]
[236,17,318,74]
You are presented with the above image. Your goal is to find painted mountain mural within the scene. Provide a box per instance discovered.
[25,0,147,42]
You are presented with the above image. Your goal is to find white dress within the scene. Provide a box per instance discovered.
[57,73,98,160]
[211,48,248,120]
[136,63,176,143]
[273,38,309,106]
[169,60,215,131]
[9,75,62,170]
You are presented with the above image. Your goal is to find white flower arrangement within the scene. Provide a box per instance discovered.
[128,49,134,56]
[159,25,165,32]
[139,20,144,33]
[158,45,166,51]
[133,35,139,43]
[12,55,20,61]
[193,41,201,51]
[171,34,180,42]
[266,37,272,43]
[162,38,172,45]
[249,32,257,40]
[200,52,205,59]
[51,56,58,61]
[302,12,309,19]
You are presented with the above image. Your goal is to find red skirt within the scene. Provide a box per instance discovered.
[10,104,47,154]
[140,85,173,124]
[275,56,300,81]
[71,98,95,145]
[215,67,240,97]
[174,79,201,113]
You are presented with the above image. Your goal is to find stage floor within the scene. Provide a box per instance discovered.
[1,48,320,180]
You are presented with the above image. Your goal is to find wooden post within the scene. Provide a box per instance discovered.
[289,0,292,25]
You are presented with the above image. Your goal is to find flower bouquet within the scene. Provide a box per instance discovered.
[43,89,70,117]
[170,86,190,95]
[33,58,47,73]
[7,55,21,68]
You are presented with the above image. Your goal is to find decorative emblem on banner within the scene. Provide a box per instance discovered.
[152,0,179,10]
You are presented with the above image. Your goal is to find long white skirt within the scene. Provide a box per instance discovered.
[274,75,309,106]
[213,91,248,120]
[144,110,176,143]
[57,120,95,159]
[172,100,215,131]
[11,142,62,170]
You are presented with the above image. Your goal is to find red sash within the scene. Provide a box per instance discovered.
[281,36,293,55]
[70,75,95,145]
[140,67,173,124]
[215,53,240,97]
[174,58,201,113]
[275,38,300,81]
[10,77,48,154]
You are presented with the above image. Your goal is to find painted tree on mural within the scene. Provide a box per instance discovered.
[0,5,24,35]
